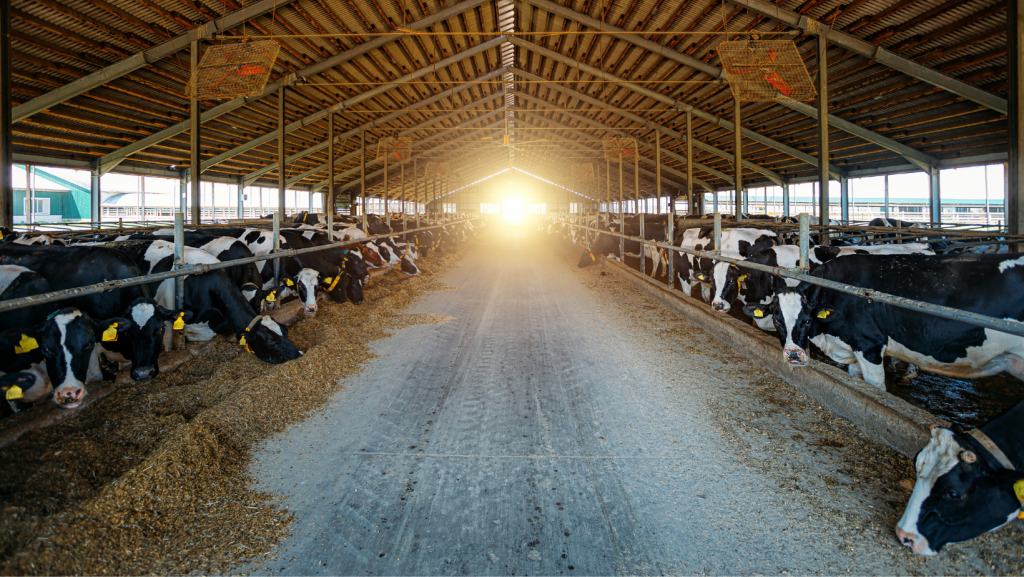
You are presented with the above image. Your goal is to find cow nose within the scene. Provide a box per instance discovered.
[895,528,925,553]
[132,366,157,381]
[54,386,85,409]
[304,305,318,315]
[711,301,727,312]
[784,348,806,365]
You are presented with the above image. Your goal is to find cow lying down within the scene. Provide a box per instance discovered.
[895,399,1024,556]
[743,253,1024,388]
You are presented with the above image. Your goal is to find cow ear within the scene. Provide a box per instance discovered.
[814,307,837,322]
[743,303,769,319]
[171,309,194,324]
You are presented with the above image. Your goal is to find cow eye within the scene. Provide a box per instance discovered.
[944,490,962,500]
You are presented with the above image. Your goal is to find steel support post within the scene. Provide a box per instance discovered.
[783,183,790,217]
[327,112,334,231]
[277,86,286,224]
[618,157,624,258]
[414,157,419,228]
[659,130,671,286]
[272,212,281,290]
[840,176,849,222]
[884,175,890,218]
[91,169,101,224]
[173,211,185,311]
[360,129,367,231]
[1011,0,1024,238]
[799,213,810,269]
[384,147,390,227]
[929,167,941,225]
[236,176,243,219]
[0,2,11,230]
[817,33,830,232]
[190,40,201,225]
[179,174,186,215]
[400,153,406,232]
[686,111,695,216]
[734,98,745,221]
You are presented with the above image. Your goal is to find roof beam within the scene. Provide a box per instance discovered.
[725,0,1008,116]
[521,0,938,171]
[512,68,785,185]
[193,35,508,178]
[335,122,506,194]
[299,96,508,189]
[266,73,508,187]
[507,36,845,180]
[13,0,297,124]
[97,0,493,176]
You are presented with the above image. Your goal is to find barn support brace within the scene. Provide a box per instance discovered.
[1009,0,1024,238]
[783,183,791,217]
[277,86,287,224]
[0,0,10,230]
[384,143,390,226]
[618,156,624,258]
[884,175,890,218]
[414,158,419,228]
[190,39,202,226]
[817,33,830,233]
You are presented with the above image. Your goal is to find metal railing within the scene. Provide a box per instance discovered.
[0,214,477,314]
[561,212,1024,339]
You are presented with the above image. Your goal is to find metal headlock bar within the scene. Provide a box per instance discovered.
[0,219,479,314]
[568,218,1024,339]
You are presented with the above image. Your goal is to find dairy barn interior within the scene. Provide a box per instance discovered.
[1,0,1023,573]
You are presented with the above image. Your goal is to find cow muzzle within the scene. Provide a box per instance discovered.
[784,347,807,366]
[131,365,157,381]
[895,528,935,556]
[304,304,318,316]
[711,300,730,312]
[53,384,85,409]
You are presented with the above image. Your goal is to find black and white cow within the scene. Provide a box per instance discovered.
[0,308,130,409]
[708,243,934,330]
[1,371,42,418]
[97,240,302,363]
[895,402,1024,556]
[743,253,1024,388]
[672,227,779,301]
[95,297,192,381]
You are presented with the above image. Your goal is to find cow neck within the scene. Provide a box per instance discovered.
[966,429,1016,471]
[977,400,1024,469]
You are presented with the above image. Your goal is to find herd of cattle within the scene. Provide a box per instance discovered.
[548,213,1024,557]
[0,213,479,419]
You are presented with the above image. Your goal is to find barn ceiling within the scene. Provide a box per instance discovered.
[9,0,1009,202]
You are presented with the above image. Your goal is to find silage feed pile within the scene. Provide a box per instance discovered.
[0,248,466,575]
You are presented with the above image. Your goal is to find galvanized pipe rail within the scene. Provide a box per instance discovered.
[0,218,478,314]
[567,217,1024,339]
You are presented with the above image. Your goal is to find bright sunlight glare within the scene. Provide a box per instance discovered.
[501,198,526,222]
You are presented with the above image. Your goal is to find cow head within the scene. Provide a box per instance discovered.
[119,298,192,381]
[341,248,369,282]
[15,309,130,408]
[896,426,1024,555]
[237,315,303,364]
[292,268,321,315]
[367,218,392,236]
[400,254,420,276]
[743,287,829,366]
[710,263,746,312]
[240,282,263,312]
[360,243,384,267]
[577,248,597,268]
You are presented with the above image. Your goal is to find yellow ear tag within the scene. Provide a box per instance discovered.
[265,291,277,303]
[239,335,254,353]
[102,323,119,342]
[589,252,595,262]
[6,386,24,401]
[817,310,830,319]
[172,313,185,330]
[323,277,333,285]
[286,279,294,286]
[738,275,747,282]
[1014,480,1024,517]
[754,309,764,318]
[14,334,38,354]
